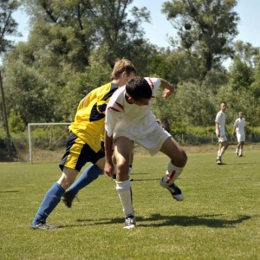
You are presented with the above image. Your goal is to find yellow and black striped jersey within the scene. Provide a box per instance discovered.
[69,82,118,152]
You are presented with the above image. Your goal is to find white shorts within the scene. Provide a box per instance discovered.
[236,133,245,142]
[217,134,228,143]
[113,123,171,156]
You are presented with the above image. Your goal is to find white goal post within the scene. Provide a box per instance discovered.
[28,123,71,164]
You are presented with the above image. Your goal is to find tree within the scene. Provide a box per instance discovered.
[0,0,20,157]
[3,0,155,125]
[21,0,151,70]
[162,0,239,81]
[0,0,20,54]
[230,59,254,91]
[233,41,260,68]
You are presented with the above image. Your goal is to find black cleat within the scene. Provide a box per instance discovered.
[160,177,184,201]
[62,190,78,208]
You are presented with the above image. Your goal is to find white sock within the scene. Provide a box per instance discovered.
[235,148,238,154]
[220,147,225,157]
[239,149,243,155]
[162,162,183,185]
[116,180,134,217]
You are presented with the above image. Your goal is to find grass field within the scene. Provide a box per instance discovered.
[0,147,260,260]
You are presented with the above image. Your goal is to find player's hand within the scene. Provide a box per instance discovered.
[104,162,114,177]
[162,89,173,99]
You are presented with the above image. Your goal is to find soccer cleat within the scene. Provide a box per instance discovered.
[216,158,223,165]
[124,215,136,229]
[160,177,184,201]
[239,154,243,157]
[30,222,60,230]
[62,190,78,208]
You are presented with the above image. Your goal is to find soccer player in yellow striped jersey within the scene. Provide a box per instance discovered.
[31,59,137,229]
[69,82,119,154]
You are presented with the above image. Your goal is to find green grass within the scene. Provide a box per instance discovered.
[0,148,260,260]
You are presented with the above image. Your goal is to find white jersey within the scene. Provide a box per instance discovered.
[105,77,161,138]
[215,110,226,136]
[234,118,246,134]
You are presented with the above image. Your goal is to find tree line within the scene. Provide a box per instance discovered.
[1,0,260,142]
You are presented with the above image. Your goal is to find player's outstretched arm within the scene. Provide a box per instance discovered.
[159,78,175,99]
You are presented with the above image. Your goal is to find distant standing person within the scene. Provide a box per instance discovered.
[215,102,229,165]
[232,111,246,157]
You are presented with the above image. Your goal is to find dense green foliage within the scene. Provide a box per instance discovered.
[1,0,260,137]
[162,0,239,80]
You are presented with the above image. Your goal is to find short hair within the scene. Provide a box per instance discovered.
[126,77,152,100]
[110,58,137,80]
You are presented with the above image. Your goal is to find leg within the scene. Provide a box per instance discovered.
[239,141,244,156]
[160,136,187,167]
[128,149,134,181]
[62,162,104,208]
[114,137,136,228]
[112,148,134,180]
[235,139,239,156]
[159,137,187,201]
[217,140,228,164]
[31,167,78,229]
[62,153,105,207]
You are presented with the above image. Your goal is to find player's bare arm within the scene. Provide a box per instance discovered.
[159,78,175,99]
[104,131,114,177]
[216,122,220,137]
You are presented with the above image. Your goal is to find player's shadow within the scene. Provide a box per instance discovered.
[137,213,251,228]
[0,190,19,193]
[77,213,251,229]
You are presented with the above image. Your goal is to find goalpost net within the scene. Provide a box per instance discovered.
[27,123,71,164]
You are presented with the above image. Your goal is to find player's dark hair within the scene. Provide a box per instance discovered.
[126,77,152,100]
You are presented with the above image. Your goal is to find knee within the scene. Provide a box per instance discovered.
[173,150,188,168]
[57,172,77,190]
[180,150,188,167]
[58,177,74,190]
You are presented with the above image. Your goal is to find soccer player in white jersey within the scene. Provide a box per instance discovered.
[215,102,229,165]
[232,111,246,157]
[104,76,187,229]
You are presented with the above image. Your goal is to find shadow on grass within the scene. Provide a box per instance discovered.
[0,190,19,193]
[137,213,251,228]
[130,178,160,182]
[76,213,251,229]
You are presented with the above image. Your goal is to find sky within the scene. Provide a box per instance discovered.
[10,0,260,49]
